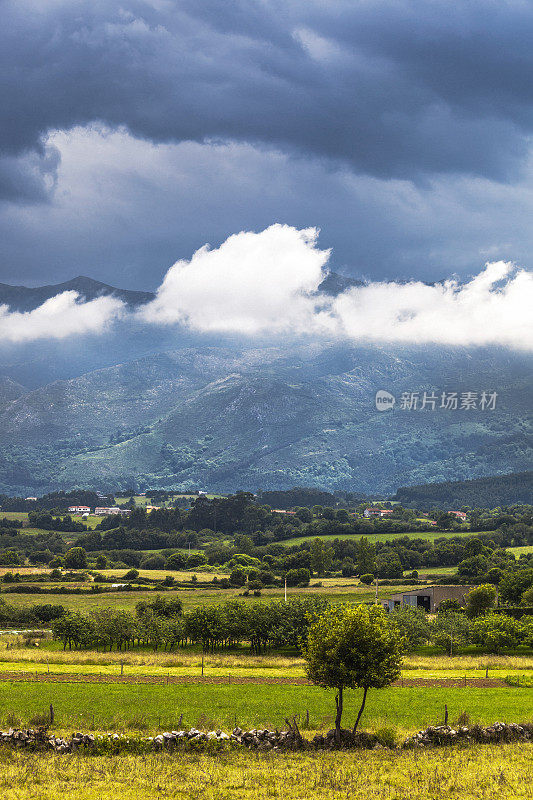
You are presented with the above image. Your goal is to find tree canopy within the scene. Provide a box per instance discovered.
[305,604,405,741]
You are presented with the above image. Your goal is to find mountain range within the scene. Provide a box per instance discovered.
[0,276,531,496]
[0,276,154,312]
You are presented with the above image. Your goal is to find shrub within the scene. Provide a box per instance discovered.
[63,547,87,569]
[465,584,496,618]
[438,599,462,613]
[360,574,375,585]
[286,568,310,587]
[124,569,139,580]
[341,558,356,577]
[230,569,247,587]
[166,552,186,570]
[472,613,522,653]
[186,553,207,568]
[141,555,166,570]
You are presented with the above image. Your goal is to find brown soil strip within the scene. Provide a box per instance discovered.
[0,672,507,687]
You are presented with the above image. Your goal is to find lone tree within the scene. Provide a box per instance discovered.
[304,604,405,742]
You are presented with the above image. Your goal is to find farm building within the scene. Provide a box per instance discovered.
[364,508,394,518]
[68,505,91,513]
[382,585,475,613]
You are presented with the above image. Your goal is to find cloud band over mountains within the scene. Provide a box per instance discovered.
[0,291,125,344]
[1,225,531,350]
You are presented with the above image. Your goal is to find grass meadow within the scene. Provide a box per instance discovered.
[0,582,414,613]
[0,658,531,680]
[1,745,531,800]
[0,512,29,522]
[281,529,497,546]
[0,681,529,734]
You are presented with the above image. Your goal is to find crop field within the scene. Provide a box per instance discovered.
[1,744,531,800]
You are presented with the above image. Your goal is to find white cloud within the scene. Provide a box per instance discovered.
[332,261,533,349]
[0,291,124,343]
[142,223,332,334]
[1,223,531,350]
[142,225,533,350]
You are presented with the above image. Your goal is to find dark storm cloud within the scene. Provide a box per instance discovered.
[2,0,533,203]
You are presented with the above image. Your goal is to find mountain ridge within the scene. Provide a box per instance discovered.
[0,276,155,311]
[0,342,529,495]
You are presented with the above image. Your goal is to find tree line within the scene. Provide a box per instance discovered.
[46,591,533,656]
[51,596,329,654]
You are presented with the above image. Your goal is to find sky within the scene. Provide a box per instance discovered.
[1,0,533,292]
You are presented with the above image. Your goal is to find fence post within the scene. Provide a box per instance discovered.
[49,705,54,726]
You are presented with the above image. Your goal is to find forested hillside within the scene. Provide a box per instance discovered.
[0,343,530,495]
[395,472,533,508]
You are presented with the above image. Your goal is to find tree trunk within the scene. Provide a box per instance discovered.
[335,686,343,743]
[352,686,368,733]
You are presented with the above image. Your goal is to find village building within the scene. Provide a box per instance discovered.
[363,508,394,518]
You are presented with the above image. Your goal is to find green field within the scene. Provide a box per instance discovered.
[281,529,495,546]
[417,566,457,576]
[0,653,531,681]
[1,745,531,800]
[0,681,529,733]
[0,582,414,613]
[511,546,533,556]
[0,512,29,522]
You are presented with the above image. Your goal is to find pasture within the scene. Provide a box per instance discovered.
[0,512,29,523]
[280,529,498,546]
[0,681,529,733]
[0,581,413,613]
[0,645,531,681]
[1,745,531,800]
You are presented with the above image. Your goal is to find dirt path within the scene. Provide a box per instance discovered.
[0,671,508,687]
